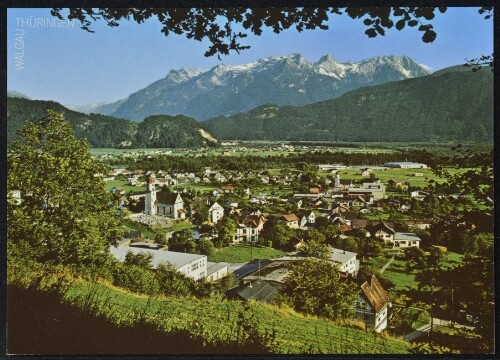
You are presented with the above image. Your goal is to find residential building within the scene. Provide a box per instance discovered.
[280,214,300,228]
[355,275,391,332]
[233,215,266,243]
[392,232,421,248]
[329,248,360,276]
[366,222,395,243]
[208,202,224,223]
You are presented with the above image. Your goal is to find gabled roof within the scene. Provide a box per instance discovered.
[366,221,395,235]
[281,214,299,222]
[360,275,390,313]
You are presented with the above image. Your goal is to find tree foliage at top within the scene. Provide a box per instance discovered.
[7,111,121,266]
[50,7,492,69]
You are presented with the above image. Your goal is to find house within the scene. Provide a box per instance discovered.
[329,248,359,276]
[144,176,185,219]
[387,179,401,186]
[208,202,224,224]
[297,210,315,227]
[288,197,303,209]
[392,232,421,248]
[8,190,22,205]
[355,275,391,333]
[233,215,266,243]
[109,244,207,281]
[280,214,300,229]
[309,187,321,195]
[205,262,230,282]
[366,222,395,243]
[405,219,432,230]
[411,190,429,201]
[221,185,235,193]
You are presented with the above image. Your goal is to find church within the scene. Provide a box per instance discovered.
[144,176,186,219]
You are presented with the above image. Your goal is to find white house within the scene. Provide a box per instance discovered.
[355,275,391,333]
[9,190,22,205]
[411,190,429,201]
[109,245,207,281]
[280,214,300,229]
[233,215,266,243]
[393,232,421,248]
[366,222,395,243]
[329,248,360,276]
[208,202,224,224]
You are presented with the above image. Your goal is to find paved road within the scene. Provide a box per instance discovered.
[228,259,272,280]
[403,318,476,341]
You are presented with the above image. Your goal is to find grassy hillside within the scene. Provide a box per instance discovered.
[204,67,493,143]
[8,268,410,354]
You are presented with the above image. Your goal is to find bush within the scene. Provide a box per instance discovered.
[112,263,160,296]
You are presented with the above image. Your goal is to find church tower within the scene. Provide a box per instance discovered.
[335,173,341,188]
[145,176,157,215]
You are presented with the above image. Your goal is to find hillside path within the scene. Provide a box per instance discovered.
[379,256,395,274]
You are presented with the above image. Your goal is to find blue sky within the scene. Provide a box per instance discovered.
[7,7,493,106]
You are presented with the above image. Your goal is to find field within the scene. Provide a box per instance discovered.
[104,179,146,193]
[208,245,286,263]
[321,167,446,188]
[370,252,464,292]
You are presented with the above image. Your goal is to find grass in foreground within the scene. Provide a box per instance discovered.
[208,245,286,263]
[61,280,410,354]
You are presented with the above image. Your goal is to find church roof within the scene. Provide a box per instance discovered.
[157,192,182,204]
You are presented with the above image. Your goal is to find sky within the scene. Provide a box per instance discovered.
[7,7,493,106]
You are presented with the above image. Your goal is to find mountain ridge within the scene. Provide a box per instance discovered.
[203,65,493,143]
[108,54,429,121]
[7,98,218,148]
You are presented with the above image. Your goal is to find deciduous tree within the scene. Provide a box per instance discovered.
[7,111,121,267]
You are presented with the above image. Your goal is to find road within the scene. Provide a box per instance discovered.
[228,259,272,280]
[403,318,476,341]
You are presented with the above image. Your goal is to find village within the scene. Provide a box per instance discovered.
[79,149,486,340]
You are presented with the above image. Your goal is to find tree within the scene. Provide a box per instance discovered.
[405,247,426,270]
[197,237,215,256]
[260,218,294,250]
[280,258,358,320]
[214,216,237,247]
[124,251,153,269]
[191,198,209,225]
[168,229,196,253]
[7,111,121,267]
[299,239,330,260]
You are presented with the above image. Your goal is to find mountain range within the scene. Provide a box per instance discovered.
[72,54,430,121]
[204,65,493,143]
[7,62,492,146]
